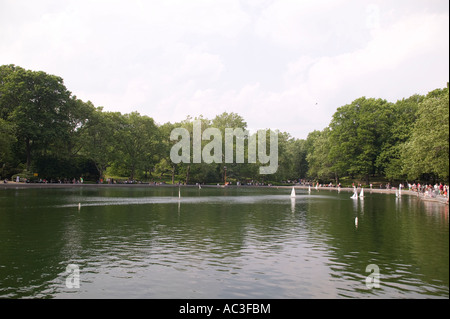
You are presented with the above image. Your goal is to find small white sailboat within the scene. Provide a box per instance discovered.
[351,187,358,199]
[355,217,358,227]
[290,187,296,198]
[359,187,364,199]
[178,187,181,199]
[395,189,400,198]
[308,185,311,193]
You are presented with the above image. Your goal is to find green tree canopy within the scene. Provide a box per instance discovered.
[1,64,448,184]
[0,65,72,169]
[402,88,449,181]
[328,97,393,184]
[112,112,160,180]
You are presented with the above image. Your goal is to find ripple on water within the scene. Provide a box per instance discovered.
[1,188,448,298]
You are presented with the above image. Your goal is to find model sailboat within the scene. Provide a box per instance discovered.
[290,187,296,198]
[351,187,358,199]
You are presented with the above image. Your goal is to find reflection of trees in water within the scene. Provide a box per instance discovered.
[0,187,448,298]
[306,193,449,297]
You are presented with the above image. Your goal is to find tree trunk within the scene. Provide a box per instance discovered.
[130,164,135,180]
[94,163,103,180]
[25,137,31,171]
[185,165,190,184]
[171,165,175,185]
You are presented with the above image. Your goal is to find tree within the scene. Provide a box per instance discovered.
[211,112,247,183]
[0,65,72,170]
[306,128,334,182]
[153,122,175,183]
[57,97,96,158]
[377,94,421,181]
[80,108,119,179]
[113,112,159,180]
[328,97,393,184]
[272,131,294,181]
[402,88,449,181]
[0,118,16,172]
[0,65,21,119]
[289,138,309,180]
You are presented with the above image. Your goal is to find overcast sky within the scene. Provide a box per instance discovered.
[1,0,448,138]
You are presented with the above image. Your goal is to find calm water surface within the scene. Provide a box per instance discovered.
[0,186,448,298]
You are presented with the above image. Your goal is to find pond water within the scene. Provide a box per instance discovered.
[0,186,448,298]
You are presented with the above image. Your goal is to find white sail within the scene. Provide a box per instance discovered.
[308,185,311,193]
[351,189,358,199]
[359,187,364,198]
[290,187,296,198]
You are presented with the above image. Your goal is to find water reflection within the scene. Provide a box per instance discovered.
[0,187,448,298]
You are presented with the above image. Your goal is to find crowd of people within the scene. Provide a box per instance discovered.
[296,179,449,201]
[408,182,449,198]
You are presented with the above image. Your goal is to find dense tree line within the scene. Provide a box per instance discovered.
[306,90,449,185]
[0,65,448,184]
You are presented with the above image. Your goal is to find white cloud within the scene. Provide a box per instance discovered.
[160,7,449,138]
[301,11,449,100]
[254,0,369,54]
[169,49,225,85]
[0,0,448,139]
